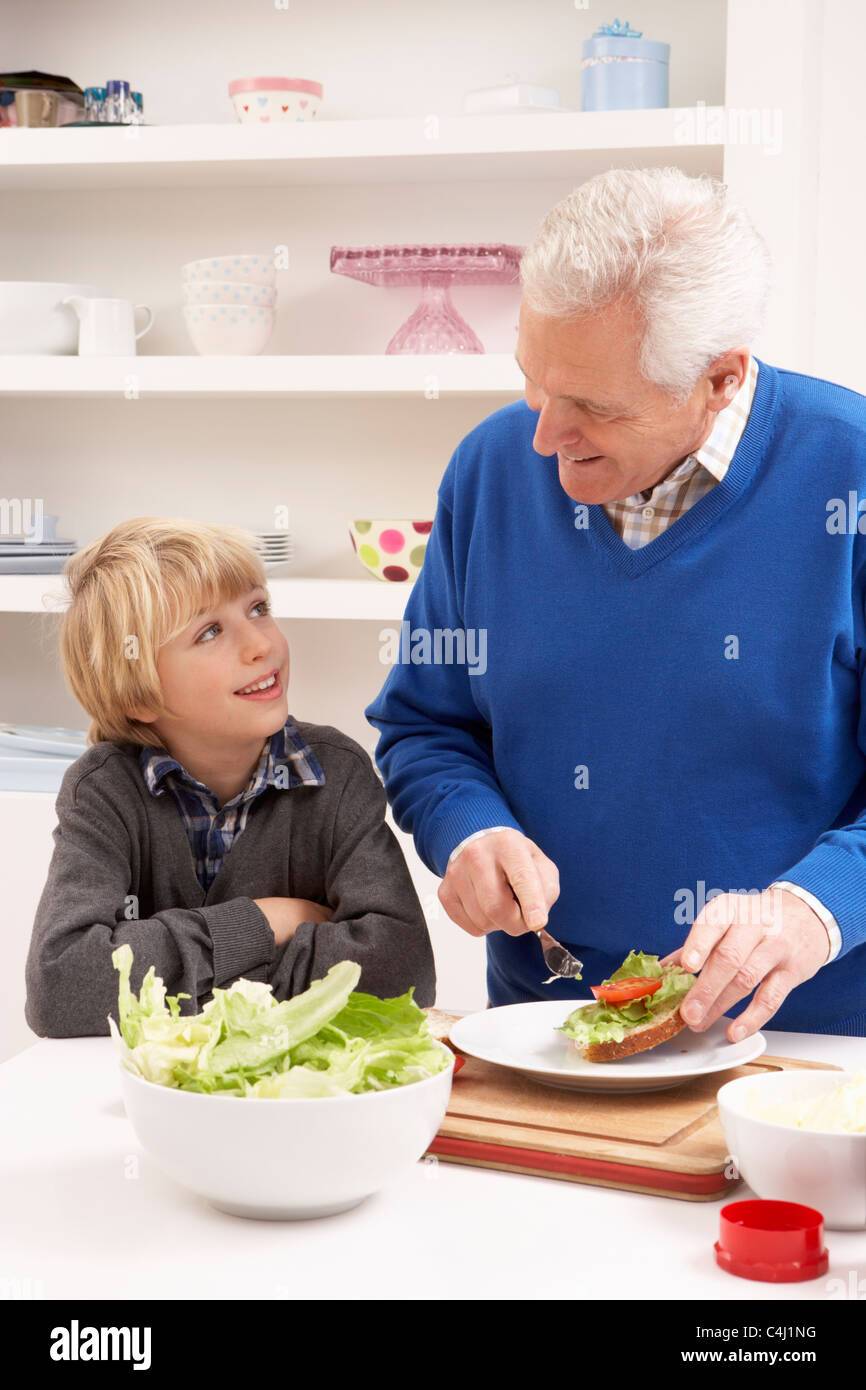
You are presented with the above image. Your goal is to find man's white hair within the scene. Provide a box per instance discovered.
[519,166,773,405]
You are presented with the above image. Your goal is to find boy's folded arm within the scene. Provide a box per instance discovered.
[269,750,436,1007]
[24,775,275,1038]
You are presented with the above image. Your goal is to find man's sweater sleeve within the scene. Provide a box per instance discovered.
[365,453,524,877]
[770,582,866,958]
[267,750,436,1006]
[24,767,276,1038]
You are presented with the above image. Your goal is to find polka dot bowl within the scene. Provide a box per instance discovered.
[181,254,276,287]
[183,304,275,356]
[183,280,276,308]
[349,519,434,583]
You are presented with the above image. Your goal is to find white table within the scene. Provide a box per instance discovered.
[2,1029,865,1303]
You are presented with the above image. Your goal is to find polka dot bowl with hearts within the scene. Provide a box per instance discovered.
[228,76,323,123]
[348,520,434,583]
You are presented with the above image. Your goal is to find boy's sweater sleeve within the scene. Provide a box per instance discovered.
[365,454,524,877]
[268,750,436,1006]
[24,767,276,1038]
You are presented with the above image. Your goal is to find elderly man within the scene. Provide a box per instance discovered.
[365,166,866,1038]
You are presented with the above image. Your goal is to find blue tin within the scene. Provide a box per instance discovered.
[581,18,670,111]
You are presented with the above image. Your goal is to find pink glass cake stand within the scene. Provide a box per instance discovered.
[330,243,524,354]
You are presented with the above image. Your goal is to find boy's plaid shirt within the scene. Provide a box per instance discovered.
[139,717,326,892]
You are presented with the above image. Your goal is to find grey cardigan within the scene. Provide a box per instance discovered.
[25,721,436,1037]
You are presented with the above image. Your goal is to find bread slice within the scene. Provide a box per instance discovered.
[572,998,688,1063]
[423,1007,463,1050]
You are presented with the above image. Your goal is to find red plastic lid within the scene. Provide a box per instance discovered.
[715,1199,829,1283]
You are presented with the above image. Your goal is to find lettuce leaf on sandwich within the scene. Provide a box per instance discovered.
[558,950,696,1049]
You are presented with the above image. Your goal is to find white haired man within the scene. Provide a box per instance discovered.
[366,166,866,1039]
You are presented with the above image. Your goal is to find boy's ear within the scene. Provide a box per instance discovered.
[127,703,158,724]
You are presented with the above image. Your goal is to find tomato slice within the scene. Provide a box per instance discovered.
[590,976,664,1004]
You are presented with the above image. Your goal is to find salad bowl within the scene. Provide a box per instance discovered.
[119,1050,453,1220]
[112,950,455,1220]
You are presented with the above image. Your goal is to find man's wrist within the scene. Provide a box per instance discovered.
[769,881,840,962]
[448,826,514,867]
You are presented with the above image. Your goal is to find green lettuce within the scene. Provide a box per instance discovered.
[558,950,696,1048]
[108,944,451,1097]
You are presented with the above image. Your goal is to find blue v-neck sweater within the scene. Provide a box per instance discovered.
[366,357,866,1034]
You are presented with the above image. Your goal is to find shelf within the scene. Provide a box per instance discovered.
[0,109,726,190]
[1,574,415,620]
[0,353,524,398]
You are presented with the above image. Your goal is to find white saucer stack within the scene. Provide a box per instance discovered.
[251,528,294,571]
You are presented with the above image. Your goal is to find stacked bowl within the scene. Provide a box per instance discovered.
[182,253,277,355]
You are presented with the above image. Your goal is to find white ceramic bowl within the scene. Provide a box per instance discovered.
[119,1050,454,1219]
[181,255,276,287]
[183,304,275,356]
[717,1071,866,1229]
[183,280,276,308]
[229,77,323,123]
[0,281,109,354]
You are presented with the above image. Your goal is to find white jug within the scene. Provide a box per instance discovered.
[62,296,154,356]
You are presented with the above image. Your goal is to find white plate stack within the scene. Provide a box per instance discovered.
[251,528,294,571]
[0,535,78,573]
[181,253,277,355]
[0,723,88,792]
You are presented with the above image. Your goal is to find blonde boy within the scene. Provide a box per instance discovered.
[25,518,435,1036]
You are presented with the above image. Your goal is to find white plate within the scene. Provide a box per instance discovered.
[0,724,88,757]
[449,1000,767,1093]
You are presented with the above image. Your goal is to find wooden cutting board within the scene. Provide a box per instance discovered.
[425,1014,842,1200]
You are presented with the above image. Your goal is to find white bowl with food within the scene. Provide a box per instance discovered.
[111,949,453,1219]
[183,303,275,355]
[119,1053,453,1220]
[717,1070,866,1229]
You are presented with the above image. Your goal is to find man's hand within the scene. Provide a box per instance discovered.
[437,828,560,938]
[660,888,831,1042]
[254,896,334,947]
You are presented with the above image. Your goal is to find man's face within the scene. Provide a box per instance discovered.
[516,299,732,505]
[148,585,289,751]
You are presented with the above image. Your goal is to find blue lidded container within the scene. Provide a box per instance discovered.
[581,18,670,112]
[105,79,132,123]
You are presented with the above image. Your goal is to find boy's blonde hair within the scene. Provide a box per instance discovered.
[59,517,268,748]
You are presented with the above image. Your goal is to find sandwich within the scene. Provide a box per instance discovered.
[558,950,697,1062]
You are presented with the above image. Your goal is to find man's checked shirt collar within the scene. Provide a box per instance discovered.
[603,356,759,548]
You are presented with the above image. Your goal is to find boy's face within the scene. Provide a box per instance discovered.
[146,585,290,750]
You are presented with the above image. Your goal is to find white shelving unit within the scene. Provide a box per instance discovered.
[0,353,522,398]
[3,573,414,619]
[0,103,724,622]
[0,109,725,189]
